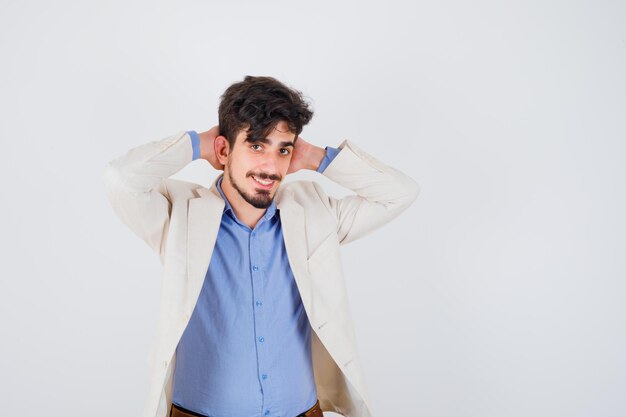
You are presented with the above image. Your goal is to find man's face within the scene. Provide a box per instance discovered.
[223,120,296,209]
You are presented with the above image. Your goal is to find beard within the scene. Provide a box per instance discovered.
[228,163,278,209]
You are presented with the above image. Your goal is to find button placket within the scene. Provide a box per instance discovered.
[250,228,270,398]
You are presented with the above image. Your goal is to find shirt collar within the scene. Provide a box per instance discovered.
[216,176,278,225]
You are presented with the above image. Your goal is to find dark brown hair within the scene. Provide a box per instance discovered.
[218,75,314,148]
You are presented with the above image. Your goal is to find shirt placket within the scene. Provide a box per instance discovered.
[249,225,272,416]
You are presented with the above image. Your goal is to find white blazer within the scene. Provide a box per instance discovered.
[102,131,419,417]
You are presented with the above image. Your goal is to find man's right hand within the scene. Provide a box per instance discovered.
[198,125,224,171]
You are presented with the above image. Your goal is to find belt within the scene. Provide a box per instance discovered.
[170,399,323,417]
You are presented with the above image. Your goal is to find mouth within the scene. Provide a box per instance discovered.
[250,175,277,190]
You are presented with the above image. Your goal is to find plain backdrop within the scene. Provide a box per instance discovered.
[1,1,625,416]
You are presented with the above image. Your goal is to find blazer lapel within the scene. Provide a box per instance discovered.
[186,178,225,311]
[276,194,312,314]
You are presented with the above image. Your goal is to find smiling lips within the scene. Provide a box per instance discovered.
[251,175,276,190]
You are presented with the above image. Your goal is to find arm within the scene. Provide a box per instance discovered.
[102,128,220,260]
[317,140,419,245]
[316,146,340,173]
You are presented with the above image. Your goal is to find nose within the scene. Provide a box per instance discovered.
[257,153,281,176]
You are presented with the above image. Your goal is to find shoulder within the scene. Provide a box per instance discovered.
[277,180,330,205]
[276,180,337,225]
[162,178,205,201]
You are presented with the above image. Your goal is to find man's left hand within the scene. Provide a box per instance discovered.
[287,136,326,174]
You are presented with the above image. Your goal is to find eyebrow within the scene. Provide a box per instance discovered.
[245,136,295,148]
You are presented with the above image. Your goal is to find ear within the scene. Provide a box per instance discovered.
[214,135,230,166]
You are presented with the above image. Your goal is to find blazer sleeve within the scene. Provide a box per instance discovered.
[318,139,420,245]
[101,130,194,260]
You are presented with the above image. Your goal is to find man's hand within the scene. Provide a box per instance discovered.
[198,125,224,170]
[287,136,326,174]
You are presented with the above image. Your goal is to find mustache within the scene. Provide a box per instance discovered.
[247,172,282,181]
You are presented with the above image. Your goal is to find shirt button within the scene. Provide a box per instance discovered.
[261,374,268,380]
[255,300,263,307]
[258,336,264,342]
[264,411,270,416]
[252,265,259,271]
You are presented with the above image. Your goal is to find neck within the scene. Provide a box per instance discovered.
[220,174,266,229]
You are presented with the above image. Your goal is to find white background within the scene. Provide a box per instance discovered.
[1,1,625,416]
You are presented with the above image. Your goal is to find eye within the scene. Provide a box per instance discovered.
[251,144,263,151]
[280,148,291,155]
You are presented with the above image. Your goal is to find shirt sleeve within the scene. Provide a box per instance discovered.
[188,130,201,161]
[316,146,340,173]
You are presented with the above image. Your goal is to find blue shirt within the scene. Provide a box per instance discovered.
[172,131,339,417]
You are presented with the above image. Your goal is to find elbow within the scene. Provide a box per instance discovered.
[403,176,421,206]
[385,176,420,213]
[101,163,121,191]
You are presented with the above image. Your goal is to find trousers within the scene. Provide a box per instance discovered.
[169,399,324,417]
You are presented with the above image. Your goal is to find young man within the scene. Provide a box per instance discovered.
[103,76,419,417]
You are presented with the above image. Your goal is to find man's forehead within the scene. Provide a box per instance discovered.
[239,128,297,146]
[244,135,296,147]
